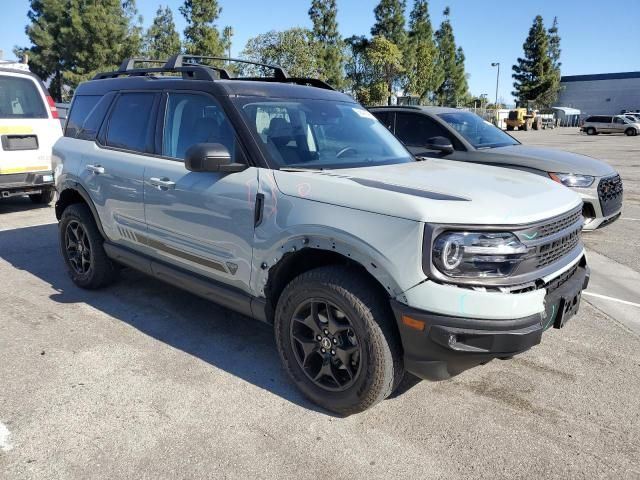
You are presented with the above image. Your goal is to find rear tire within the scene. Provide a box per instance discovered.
[274,265,404,415]
[586,127,596,135]
[59,203,117,289]
[29,188,55,204]
[506,125,514,131]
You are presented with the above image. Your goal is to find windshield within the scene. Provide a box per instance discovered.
[232,97,413,169]
[438,111,519,149]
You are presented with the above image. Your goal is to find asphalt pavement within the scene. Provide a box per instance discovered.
[1,129,639,479]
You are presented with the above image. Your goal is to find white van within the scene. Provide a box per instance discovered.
[0,62,62,203]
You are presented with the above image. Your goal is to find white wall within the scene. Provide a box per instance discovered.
[558,77,640,115]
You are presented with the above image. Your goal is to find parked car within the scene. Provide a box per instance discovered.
[580,115,640,136]
[370,106,623,230]
[54,56,589,414]
[622,113,640,123]
[0,61,62,203]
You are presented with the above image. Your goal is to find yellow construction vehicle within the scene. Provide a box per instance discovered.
[505,107,541,131]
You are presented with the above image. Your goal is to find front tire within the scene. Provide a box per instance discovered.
[586,127,596,135]
[59,203,117,289]
[29,188,55,204]
[274,266,404,415]
[625,128,636,136]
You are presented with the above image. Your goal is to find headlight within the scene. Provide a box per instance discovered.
[432,231,530,278]
[549,172,595,188]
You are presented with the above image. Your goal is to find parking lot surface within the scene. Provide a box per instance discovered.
[1,129,639,479]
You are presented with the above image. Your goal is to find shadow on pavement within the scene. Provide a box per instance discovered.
[0,196,52,214]
[1,223,423,415]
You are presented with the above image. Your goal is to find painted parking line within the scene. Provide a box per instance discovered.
[620,217,640,222]
[583,291,640,309]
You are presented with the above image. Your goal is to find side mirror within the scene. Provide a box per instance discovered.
[424,136,454,154]
[184,143,247,173]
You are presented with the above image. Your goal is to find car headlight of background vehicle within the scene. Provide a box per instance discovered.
[432,231,530,278]
[549,172,595,188]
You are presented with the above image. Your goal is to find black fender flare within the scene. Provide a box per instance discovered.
[56,182,107,239]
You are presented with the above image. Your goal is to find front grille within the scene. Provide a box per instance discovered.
[536,208,583,239]
[598,174,623,217]
[536,228,580,268]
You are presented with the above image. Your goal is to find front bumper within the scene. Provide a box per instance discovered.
[392,264,589,381]
[573,174,623,230]
[0,171,55,197]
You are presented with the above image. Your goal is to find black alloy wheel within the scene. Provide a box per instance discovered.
[289,299,363,391]
[65,220,92,275]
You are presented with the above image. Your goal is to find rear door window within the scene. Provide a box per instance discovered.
[105,93,157,153]
[0,75,47,119]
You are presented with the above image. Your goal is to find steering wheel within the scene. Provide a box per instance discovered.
[335,147,358,158]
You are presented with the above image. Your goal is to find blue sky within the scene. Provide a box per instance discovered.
[1,0,637,102]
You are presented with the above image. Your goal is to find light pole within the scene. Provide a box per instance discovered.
[491,62,500,108]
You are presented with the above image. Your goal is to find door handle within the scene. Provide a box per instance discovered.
[86,164,105,175]
[149,177,176,190]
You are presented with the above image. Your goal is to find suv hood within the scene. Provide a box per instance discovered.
[488,145,615,177]
[273,160,582,225]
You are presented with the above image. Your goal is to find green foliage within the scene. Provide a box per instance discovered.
[222,26,233,58]
[365,36,404,105]
[143,6,181,60]
[180,0,224,57]
[309,0,345,89]
[239,28,321,78]
[18,0,143,101]
[371,0,406,47]
[512,15,560,108]
[404,0,442,103]
[434,7,468,106]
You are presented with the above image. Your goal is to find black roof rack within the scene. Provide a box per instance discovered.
[165,54,288,81]
[92,55,335,90]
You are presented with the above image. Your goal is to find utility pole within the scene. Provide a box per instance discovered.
[491,62,500,108]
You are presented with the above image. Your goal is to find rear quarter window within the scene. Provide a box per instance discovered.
[65,95,102,138]
[0,75,47,119]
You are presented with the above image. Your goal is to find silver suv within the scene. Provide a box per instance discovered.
[581,114,640,136]
[54,56,589,414]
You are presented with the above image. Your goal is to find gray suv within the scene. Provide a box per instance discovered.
[370,106,623,229]
[54,56,589,414]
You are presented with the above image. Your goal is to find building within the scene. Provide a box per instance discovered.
[556,71,640,115]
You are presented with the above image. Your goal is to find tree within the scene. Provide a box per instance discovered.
[143,6,181,60]
[512,15,559,108]
[405,0,442,103]
[344,35,372,103]
[180,0,224,57]
[434,7,468,106]
[365,36,404,105]
[222,26,233,58]
[547,16,561,71]
[17,0,143,101]
[371,0,406,47]
[239,28,321,78]
[309,0,344,89]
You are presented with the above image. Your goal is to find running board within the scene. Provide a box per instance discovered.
[103,242,268,323]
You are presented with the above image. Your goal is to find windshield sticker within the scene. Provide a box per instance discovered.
[352,108,376,120]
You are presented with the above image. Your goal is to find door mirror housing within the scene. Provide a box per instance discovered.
[424,136,454,154]
[184,143,247,173]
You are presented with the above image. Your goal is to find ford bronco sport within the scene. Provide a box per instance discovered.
[54,56,589,414]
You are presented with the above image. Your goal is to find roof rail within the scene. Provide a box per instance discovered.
[165,54,289,81]
[93,55,335,91]
[93,65,218,81]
